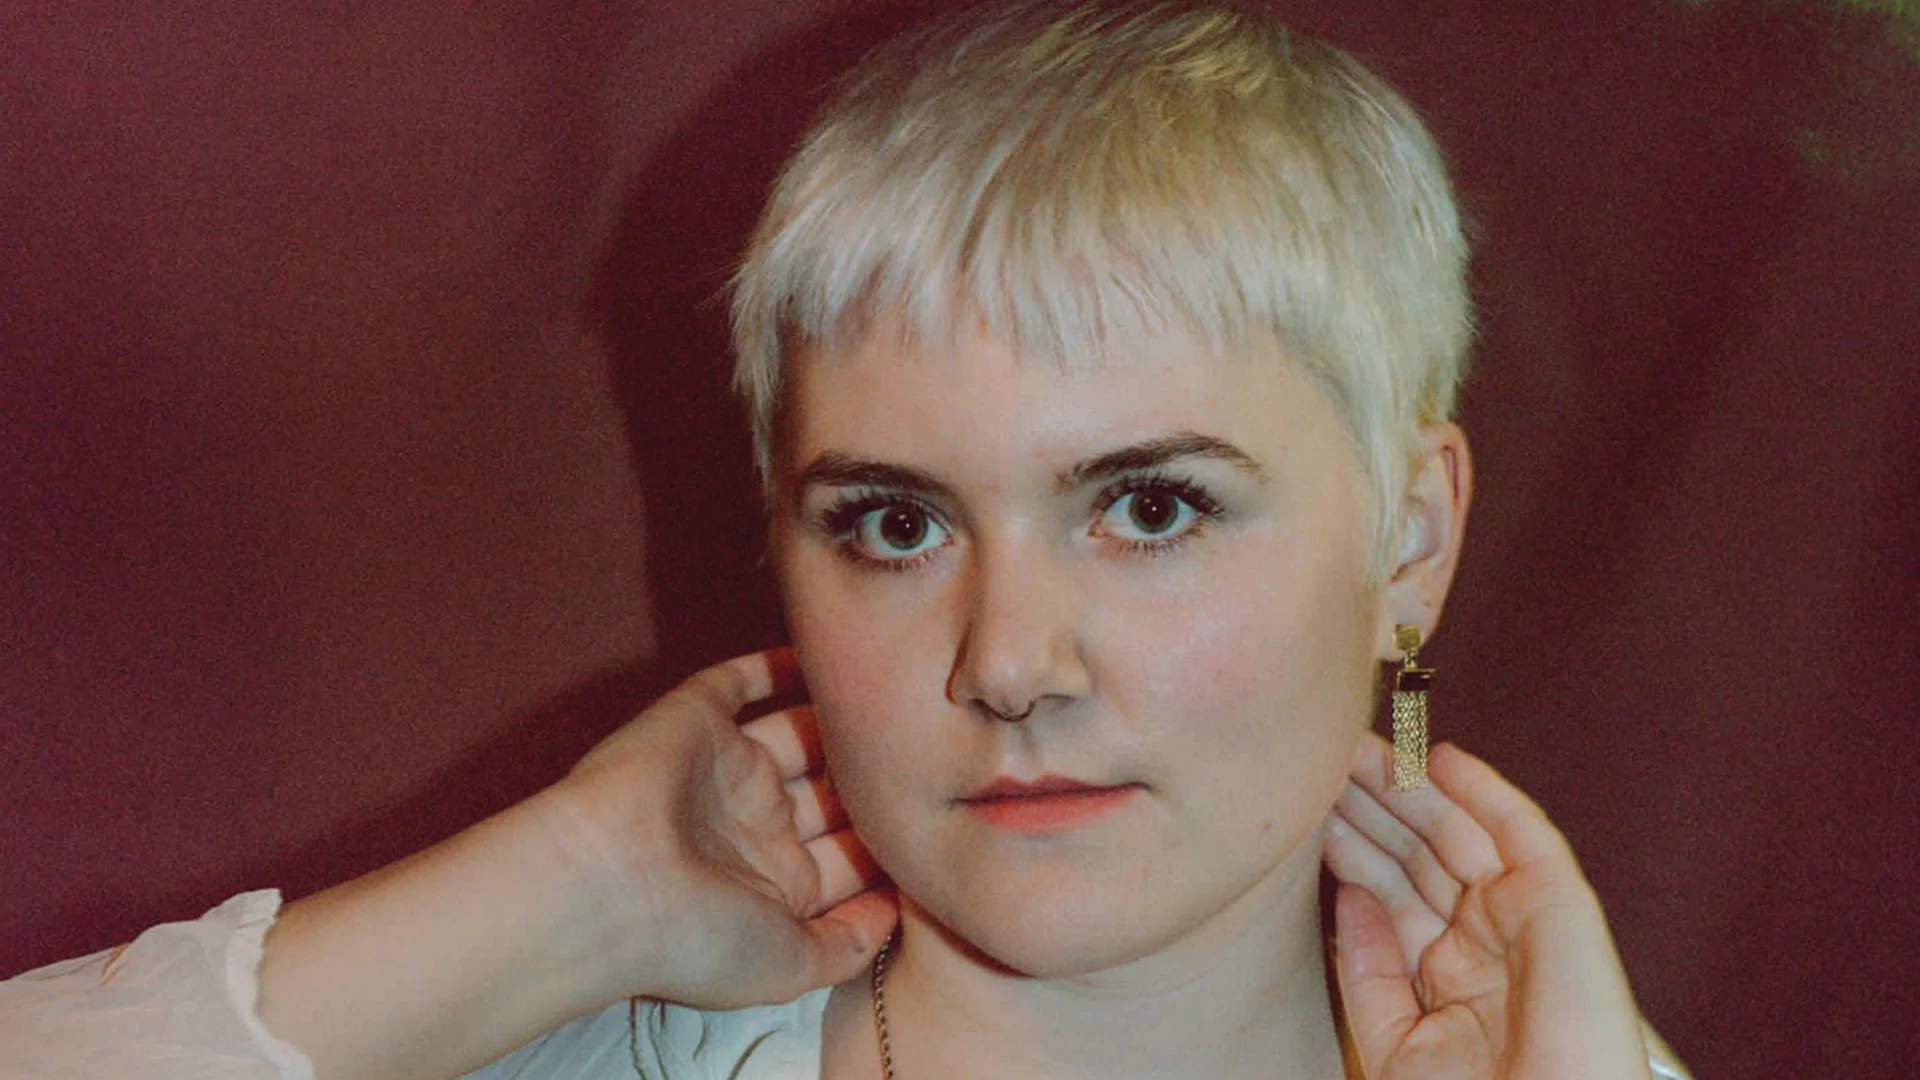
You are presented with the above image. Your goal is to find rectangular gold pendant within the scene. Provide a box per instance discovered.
[1390,666,1434,791]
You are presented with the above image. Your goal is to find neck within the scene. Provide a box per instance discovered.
[878,840,1347,1080]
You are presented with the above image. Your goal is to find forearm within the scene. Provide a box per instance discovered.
[257,789,623,1080]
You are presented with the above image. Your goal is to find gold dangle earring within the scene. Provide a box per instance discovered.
[1390,625,1436,791]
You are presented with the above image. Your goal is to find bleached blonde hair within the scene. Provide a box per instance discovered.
[731,1,1471,575]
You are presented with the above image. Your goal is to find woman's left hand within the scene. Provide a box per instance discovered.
[1322,735,1653,1080]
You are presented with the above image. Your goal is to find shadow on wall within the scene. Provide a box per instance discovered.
[241,663,671,905]
[17,655,676,975]
[590,1,947,680]
[21,3,956,965]
[232,5,959,924]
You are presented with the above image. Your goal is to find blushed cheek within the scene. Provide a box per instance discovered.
[1110,549,1372,821]
[797,650,898,841]
[785,585,930,828]
[1110,570,1307,724]
[791,609,887,738]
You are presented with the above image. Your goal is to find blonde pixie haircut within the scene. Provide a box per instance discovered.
[731,1,1471,575]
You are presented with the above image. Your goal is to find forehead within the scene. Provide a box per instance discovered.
[782,320,1357,483]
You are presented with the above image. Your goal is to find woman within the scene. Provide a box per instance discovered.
[5,4,1687,1078]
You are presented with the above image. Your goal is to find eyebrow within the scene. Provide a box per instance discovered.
[1052,432,1269,492]
[789,454,958,507]
[790,430,1268,507]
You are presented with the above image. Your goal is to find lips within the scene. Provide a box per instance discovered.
[960,774,1140,832]
[965,773,1121,801]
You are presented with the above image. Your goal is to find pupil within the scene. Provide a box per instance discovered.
[1131,492,1178,533]
[879,507,926,549]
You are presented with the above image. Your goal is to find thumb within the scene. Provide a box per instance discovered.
[1333,883,1421,1077]
[798,889,899,990]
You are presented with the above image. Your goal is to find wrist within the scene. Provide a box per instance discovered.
[526,767,689,1005]
[463,788,636,1013]
[259,792,637,1080]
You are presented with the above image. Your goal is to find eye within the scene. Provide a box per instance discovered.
[1093,477,1222,550]
[857,504,947,558]
[1099,489,1199,540]
[820,494,952,567]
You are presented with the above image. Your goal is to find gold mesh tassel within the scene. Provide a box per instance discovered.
[1391,625,1435,791]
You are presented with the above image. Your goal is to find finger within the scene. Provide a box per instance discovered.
[801,828,883,918]
[1427,742,1578,872]
[675,647,802,717]
[799,887,900,990]
[741,705,826,780]
[1334,779,1463,919]
[1425,746,1649,1077]
[1351,732,1504,884]
[1323,810,1450,970]
[786,771,848,842]
[1330,883,1421,1079]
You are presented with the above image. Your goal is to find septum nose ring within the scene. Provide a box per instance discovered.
[985,700,1036,723]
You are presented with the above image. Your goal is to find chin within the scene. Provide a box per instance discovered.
[903,859,1229,979]
[922,899,1166,979]
[888,808,1329,981]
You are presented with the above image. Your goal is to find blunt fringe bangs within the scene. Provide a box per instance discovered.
[731,1,1472,574]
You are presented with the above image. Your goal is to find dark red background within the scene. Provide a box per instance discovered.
[4,1,1916,1076]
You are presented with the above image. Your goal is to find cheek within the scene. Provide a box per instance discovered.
[779,549,943,822]
[1104,537,1371,701]
[1094,534,1376,805]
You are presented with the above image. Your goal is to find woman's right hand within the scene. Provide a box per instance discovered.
[260,648,891,1080]
[545,647,898,1011]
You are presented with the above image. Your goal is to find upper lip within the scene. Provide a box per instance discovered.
[964,774,1128,801]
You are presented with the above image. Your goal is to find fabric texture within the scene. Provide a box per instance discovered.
[0,891,313,1080]
[1,893,1691,1080]
[472,994,830,1080]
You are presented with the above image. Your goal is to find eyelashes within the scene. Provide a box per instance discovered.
[817,491,949,571]
[811,470,1226,572]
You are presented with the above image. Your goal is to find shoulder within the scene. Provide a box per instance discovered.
[474,990,830,1080]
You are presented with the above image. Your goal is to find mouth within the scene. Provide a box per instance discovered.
[960,774,1142,833]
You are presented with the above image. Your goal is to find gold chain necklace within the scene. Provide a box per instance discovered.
[869,933,899,1080]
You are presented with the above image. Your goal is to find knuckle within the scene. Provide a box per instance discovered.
[1381,827,1425,864]
[675,678,735,717]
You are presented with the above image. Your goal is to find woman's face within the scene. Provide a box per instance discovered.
[773,319,1389,977]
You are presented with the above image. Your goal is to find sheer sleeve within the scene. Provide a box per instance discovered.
[0,890,316,1080]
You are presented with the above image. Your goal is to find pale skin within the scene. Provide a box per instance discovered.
[258,651,896,1080]
[257,322,1650,1080]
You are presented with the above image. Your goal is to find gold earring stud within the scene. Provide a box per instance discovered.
[1390,625,1435,791]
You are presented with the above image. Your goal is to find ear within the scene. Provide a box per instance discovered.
[1375,423,1472,660]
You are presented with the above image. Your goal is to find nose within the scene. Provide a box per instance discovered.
[946,535,1091,723]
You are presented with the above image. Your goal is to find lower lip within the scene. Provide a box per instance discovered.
[962,786,1139,833]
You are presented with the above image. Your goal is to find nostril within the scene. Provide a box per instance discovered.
[981,699,1036,722]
